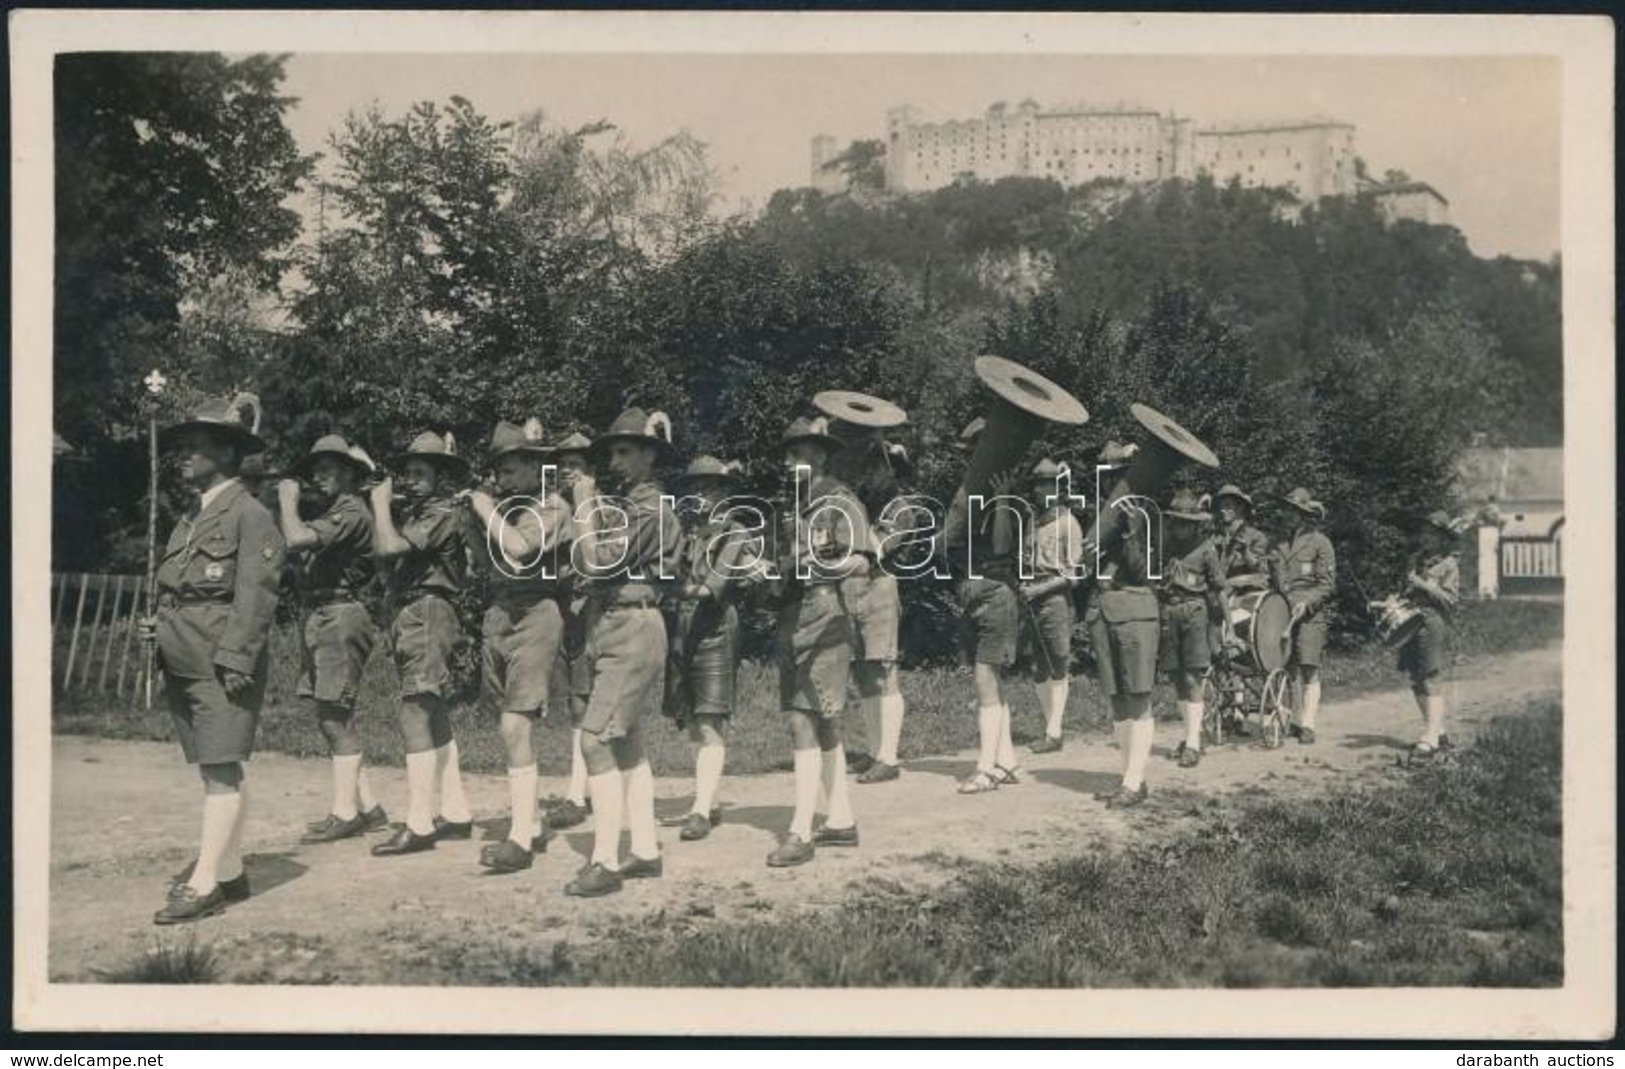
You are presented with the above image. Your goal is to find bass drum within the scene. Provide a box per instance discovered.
[1230,590,1293,674]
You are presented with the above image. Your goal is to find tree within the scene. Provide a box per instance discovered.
[53,52,312,568]
[821,139,887,194]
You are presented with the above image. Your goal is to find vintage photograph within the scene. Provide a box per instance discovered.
[12,11,1613,1039]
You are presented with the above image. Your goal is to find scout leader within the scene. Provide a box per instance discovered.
[1398,510,1462,758]
[768,416,867,867]
[366,433,476,856]
[564,408,679,898]
[1270,487,1336,745]
[544,430,598,834]
[274,435,388,844]
[463,419,574,874]
[662,456,755,841]
[147,394,285,924]
[1155,488,1229,769]
[1016,458,1087,755]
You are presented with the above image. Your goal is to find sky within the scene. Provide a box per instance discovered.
[281,52,1560,260]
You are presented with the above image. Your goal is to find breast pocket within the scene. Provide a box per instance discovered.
[188,534,238,595]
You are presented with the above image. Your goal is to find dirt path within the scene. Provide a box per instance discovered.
[48,643,1561,983]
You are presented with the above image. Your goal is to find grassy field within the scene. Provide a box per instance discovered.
[53,598,1561,780]
[422,697,1563,988]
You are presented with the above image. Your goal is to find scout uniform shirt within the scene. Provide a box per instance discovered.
[1270,527,1336,615]
[474,490,572,600]
[156,478,285,679]
[1159,536,1227,605]
[387,496,469,601]
[1409,552,1461,620]
[294,491,375,601]
[577,479,679,599]
[785,474,872,588]
[676,510,754,605]
[1215,521,1271,584]
[1027,505,1086,582]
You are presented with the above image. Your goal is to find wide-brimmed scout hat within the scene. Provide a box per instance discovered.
[1097,439,1138,470]
[1281,486,1327,519]
[489,418,551,461]
[160,392,266,455]
[681,455,742,484]
[1166,488,1211,522]
[552,431,594,461]
[291,434,374,480]
[1213,484,1254,510]
[1030,457,1068,483]
[780,415,842,453]
[390,431,470,482]
[594,407,674,457]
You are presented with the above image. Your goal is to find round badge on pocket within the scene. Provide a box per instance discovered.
[204,562,225,581]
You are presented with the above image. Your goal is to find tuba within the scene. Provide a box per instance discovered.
[1088,402,1221,562]
[814,389,910,492]
[942,356,1090,551]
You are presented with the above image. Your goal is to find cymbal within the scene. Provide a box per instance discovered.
[973,356,1088,426]
[1130,402,1220,469]
[813,390,908,429]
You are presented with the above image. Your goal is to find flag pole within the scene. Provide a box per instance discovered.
[141,369,167,711]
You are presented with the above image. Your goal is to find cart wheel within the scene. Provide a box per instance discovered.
[1200,669,1226,748]
[1259,670,1291,749]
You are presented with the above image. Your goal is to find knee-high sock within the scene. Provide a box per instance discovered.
[625,760,658,859]
[861,696,882,757]
[435,739,472,823]
[1183,701,1203,751]
[790,748,821,840]
[693,744,725,816]
[404,751,437,836]
[567,729,590,805]
[995,702,1017,771]
[820,746,855,829]
[189,790,242,894]
[508,763,538,847]
[1423,696,1446,747]
[219,782,248,884]
[1113,720,1134,777]
[588,768,624,870]
[976,704,1001,774]
[877,693,905,765]
[1299,680,1322,730]
[1123,718,1155,791]
[355,763,379,813]
[331,754,362,820]
[1038,681,1066,740]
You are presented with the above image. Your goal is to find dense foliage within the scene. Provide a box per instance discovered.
[54,59,1562,634]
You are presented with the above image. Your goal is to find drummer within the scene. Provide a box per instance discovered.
[1156,489,1228,768]
[1270,487,1336,745]
[1398,510,1461,758]
[1211,484,1270,656]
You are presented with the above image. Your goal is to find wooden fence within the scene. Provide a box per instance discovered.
[1500,538,1563,581]
[52,573,154,698]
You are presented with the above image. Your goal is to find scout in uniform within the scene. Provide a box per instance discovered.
[769,416,868,866]
[564,408,679,897]
[1087,439,1160,809]
[1018,458,1086,755]
[544,431,597,832]
[1212,485,1270,585]
[1156,489,1228,769]
[949,420,1023,795]
[275,434,387,843]
[465,419,573,873]
[148,395,284,923]
[367,433,476,856]
[662,456,753,840]
[1398,510,1462,757]
[1270,487,1336,745]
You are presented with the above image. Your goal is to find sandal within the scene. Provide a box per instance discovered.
[957,770,1001,795]
[994,765,1021,785]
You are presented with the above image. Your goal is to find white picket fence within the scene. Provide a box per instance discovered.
[1500,539,1562,580]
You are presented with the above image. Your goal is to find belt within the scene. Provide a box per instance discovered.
[158,591,230,607]
[304,590,363,607]
[600,596,661,612]
[1162,590,1207,604]
[397,588,453,604]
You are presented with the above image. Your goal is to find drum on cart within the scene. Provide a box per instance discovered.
[1229,589,1292,674]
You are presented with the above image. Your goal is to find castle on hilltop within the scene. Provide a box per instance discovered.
[812,99,1364,204]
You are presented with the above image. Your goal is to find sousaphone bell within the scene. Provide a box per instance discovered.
[814,389,910,491]
[943,356,1090,549]
[1089,401,1222,551]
